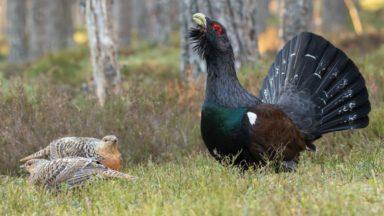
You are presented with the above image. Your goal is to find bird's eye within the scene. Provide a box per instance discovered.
[211,23,222,36]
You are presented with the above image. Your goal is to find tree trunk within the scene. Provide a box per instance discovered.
[280,0,313,43]
[133,0,150,40]
[146,0,174,45]
[85,0,121,106]
[179,0,206,81]
[256,0,269,34]
[7,0,27,64]
[0,1,7,36]
[215,0,260,67]
[179,0,263,80]
[28,0,47,60]
[46,0,74,52]
[321,0,348,34]
[131,0,177,45]
[113,0,132,47]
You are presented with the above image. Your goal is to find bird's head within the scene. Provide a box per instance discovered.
[190,13,233,59]
[101,135,118,147]
[20,159,47,173]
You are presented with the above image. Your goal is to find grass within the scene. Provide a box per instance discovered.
[0,35,384,215]
[1,149,384,215]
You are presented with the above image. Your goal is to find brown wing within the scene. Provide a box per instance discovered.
[243,104,306,162]
[50,137,101,159]
[28,158,80,188]
[65,160,137,188]
[46,158,92,186]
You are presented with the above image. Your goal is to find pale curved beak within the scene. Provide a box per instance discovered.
[193,13,207,28]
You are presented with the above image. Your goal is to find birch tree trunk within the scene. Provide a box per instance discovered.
[321,0,348,34]
[0,1,6,36]
[113,0,132,47]
[256,0,269,34]
[28,0,47,60]
[46,0,74,52]
[85,0,121,106]
[133,0,150,40]
[280,0,313,43]
[146,0,174,45]
[179,0,263,80]
[133,0,176,45]
[211,0,260,67]
[7,0,27,64]
[179,0,206,81]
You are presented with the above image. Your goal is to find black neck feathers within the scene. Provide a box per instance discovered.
[204,51,261,108]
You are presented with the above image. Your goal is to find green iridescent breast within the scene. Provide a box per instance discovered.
[201,102,247,155]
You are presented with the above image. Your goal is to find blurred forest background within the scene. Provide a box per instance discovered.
[0,0,383,173]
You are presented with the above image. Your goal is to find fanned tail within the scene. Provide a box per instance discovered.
[20,146,50,162]
[259,32,371,142]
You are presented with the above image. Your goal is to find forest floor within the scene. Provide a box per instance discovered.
[0,36,383,215]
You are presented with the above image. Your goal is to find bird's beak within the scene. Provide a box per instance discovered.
[193,13,207,28]
[20,164,26,169]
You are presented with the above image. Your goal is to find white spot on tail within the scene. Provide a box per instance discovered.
[321,98,327,105]
[314,73,321,79]
[247,112,257,125]
[305,54,316,60]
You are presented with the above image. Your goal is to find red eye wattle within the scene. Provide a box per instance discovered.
[211,23,222,35]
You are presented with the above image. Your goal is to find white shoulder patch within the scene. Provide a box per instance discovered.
[246,112,257,125]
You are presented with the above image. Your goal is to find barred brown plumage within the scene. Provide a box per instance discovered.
[20,135,123,170]
[20,157,137,190]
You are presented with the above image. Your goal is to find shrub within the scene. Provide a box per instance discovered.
[0,77,205,174]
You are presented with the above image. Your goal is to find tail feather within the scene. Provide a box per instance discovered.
[66,167,137,188]
[259,32,371,142]
[98,169,137,180]
[320,117,369,134]
[66,168,95,188]
[20,146,50,162]
[323,91,370,122]
[295,35,330,89]
[312,52,350,95]
[321,64,361,99]
[320,104,370,132]
[322,93,369,123]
